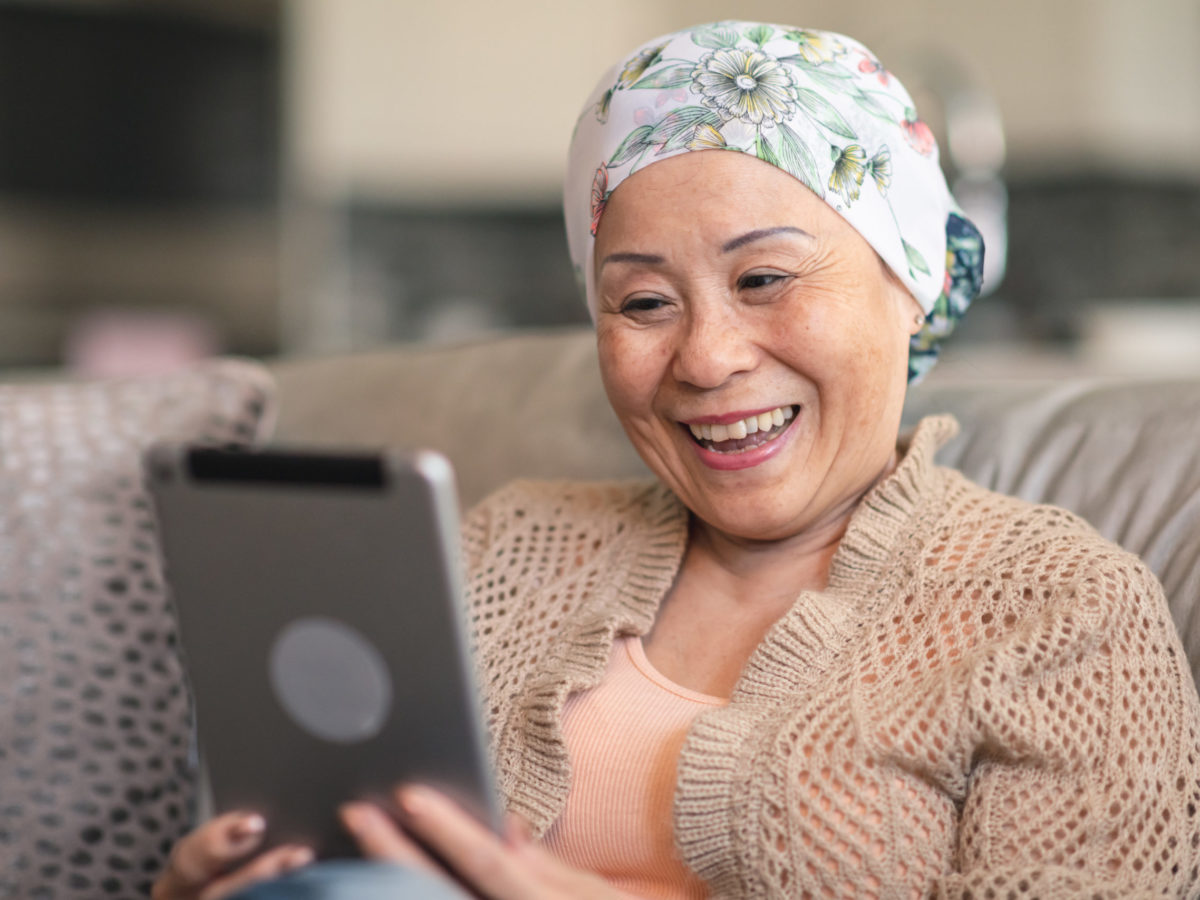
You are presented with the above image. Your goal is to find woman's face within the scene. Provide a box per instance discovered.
[594,150,924,543]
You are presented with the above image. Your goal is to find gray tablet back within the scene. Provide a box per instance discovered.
[147,446,499,858]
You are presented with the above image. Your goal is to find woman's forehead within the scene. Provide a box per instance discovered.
[609,149,809,197]
[596,151,843,249]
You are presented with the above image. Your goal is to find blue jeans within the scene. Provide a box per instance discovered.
[229,861,468,899]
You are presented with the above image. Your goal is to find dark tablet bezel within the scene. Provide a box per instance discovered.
[147,443,500,858]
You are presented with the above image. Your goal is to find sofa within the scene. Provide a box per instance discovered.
[2,326,1198,898]
[269,328,1200,678]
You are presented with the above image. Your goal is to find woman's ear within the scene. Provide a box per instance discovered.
[883,265,926,335]
[905,292,926,336]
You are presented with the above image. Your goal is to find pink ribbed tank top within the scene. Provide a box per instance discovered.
[541,635,727,899]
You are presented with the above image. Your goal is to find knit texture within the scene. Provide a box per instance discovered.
[462,416,1200,898]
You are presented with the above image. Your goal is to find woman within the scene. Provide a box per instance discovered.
[156,21,1200,899]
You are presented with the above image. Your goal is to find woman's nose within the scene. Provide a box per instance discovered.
[670,305,758,390]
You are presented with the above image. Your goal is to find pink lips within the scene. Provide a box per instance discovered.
[683,407,799,471]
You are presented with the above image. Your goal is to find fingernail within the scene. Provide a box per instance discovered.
[232,814,266,840]
[504,814,532,844]
[339,803,367,835]
[398,785,432,817]
[285,847,314,870]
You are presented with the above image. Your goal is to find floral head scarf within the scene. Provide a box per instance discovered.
[564,21,985,382]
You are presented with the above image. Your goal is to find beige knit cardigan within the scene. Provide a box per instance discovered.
[461,415,1200,898]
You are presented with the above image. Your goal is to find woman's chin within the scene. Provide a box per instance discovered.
[690,504,813,545]
[676,470,821,543]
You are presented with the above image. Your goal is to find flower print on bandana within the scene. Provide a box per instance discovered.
[828,144,868,204]
[618,43,669,89]
[902,110,936,156]
[589,163,609,236]
[595,42,670,122]
[867,146,891,194]
[691,48,797,125]
[565,21,986,383]
[687,123,727,150]
[908,211,984,381]
[782,29,844,65]
[856,51,891,86]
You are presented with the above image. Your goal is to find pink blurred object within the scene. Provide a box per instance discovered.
[65,310,220,377]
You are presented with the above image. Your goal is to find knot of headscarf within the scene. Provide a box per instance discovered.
[564,21,984,383]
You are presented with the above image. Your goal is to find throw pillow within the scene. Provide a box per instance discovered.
[0,359,274,899]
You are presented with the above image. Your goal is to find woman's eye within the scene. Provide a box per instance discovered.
[621,296,667,314]
[738,272,790,290]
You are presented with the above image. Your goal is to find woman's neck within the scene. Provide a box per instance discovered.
[687,449,900,601]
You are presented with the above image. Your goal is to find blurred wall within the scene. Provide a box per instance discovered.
[285,0,1200,206]
[3,0,1192,369]
[285,1,676,206]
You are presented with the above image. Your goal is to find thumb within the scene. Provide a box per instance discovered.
[503,812,534,844]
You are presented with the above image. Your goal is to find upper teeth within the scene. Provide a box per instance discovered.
[688,406,794,443]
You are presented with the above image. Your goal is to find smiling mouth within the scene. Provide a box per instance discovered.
[684,405,798,453]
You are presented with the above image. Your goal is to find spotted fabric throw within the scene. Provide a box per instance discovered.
[0,360,274,899]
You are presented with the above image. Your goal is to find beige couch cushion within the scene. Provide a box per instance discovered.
[270,329,1200,681]
[271,330,646,507]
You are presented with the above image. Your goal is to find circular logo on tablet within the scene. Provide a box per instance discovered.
[268,617,393,744]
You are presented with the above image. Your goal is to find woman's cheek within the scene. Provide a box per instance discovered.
[600,328,671,418]
[598,328,642,403]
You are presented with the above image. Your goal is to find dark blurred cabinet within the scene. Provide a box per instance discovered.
[0,1,281,367]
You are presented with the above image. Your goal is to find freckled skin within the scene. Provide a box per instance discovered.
[593,150,924,551]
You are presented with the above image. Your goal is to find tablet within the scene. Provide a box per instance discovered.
[146,444,501,858]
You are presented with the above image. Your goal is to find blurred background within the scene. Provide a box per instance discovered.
[0,0,1197,377]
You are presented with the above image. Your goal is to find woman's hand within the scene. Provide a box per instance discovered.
[151,811,314,900]
[340,786,629,900]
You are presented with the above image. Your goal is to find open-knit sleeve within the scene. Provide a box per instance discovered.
[932,555,1200,898]
[460,486,498,580]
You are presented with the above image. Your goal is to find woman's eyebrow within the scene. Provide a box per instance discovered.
[598,227,813,271]
[598,251,665,271]
[721,226,815,253]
